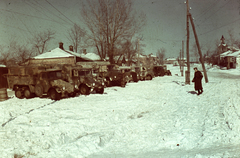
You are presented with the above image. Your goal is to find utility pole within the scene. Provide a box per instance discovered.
[185,0,190,84]
[179,49,182,73]
[181,40,184,76]
[189,14,209,83]
[137,38,140,66]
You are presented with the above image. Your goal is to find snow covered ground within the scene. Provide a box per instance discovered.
[0,64,240,158]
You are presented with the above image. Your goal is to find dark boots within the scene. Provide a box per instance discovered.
[197,89,203,95]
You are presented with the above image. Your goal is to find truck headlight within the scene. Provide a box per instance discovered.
[92,83,95,86]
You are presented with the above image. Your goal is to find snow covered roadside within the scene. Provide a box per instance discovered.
[0,64,240,158]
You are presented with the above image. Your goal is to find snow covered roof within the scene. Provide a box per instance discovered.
[166,58,177,61]
[82,53,101,60]
[149,54,157,58]
[33,48,74,59]
[227,50,240,57]
[66,50,93,61]
[220,50,240,57]
[220,50,232,56]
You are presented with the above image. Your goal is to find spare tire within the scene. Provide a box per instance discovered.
[35,84,43,97]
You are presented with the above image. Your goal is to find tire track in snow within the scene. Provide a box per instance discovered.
[1,100,57,127]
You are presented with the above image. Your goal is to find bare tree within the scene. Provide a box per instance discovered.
[81,0,146,63]
[68,23,86,53]
[0,40,34,66]
[156,48,166,65]
[227,29,235,49]
[226,29,240,49]
[32,29,55,54]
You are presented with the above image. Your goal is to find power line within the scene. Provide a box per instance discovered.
[45,0,75,25]
[198,0,231,24]
[33,0,71,25]
[23,1,67,25]
[198,17,240,36]
[195,0,218,20]
[0,8,66,25]
[0,22,31,33]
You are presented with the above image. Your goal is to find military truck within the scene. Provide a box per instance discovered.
[62,65,104,95]
[163,65,172,76]
[98,64,127,87]
[151,65,165,77]
[6,66,75,100]
[133,66,154,81]
[150,65,172,77]
[118,66,138,83]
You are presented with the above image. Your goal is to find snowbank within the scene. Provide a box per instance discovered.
[1,64,240,158]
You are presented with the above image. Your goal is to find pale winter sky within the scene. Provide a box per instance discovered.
[0,0,240,58]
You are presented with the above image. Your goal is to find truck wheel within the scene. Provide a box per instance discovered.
[68,92,76,97]
[24,88,33,99]
[48,89,60,100]
[120,81,126,87]
[15,89,23,99]
[80,85,90,95]
[146,75,152,80]
[96,88,104,94]
[35,84,43,97]
[105,79,111,87]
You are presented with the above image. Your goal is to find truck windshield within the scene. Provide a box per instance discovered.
[47,71,62,80]
[79,70,91,76]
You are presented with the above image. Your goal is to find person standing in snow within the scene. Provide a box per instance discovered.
[192,67,203,95]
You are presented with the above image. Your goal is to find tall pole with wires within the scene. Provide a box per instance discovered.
[189,13,209,83]
[181,40,184,76]
[185,0,190,84]
[138,38,140,66]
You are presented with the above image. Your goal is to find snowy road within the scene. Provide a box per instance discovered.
[0,64,240,158]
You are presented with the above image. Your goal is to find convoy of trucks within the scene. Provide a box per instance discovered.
[4,64,171,100]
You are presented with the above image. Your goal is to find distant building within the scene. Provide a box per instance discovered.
[217,35,240,69]
[220,50,240,69]
[164,58,177,64]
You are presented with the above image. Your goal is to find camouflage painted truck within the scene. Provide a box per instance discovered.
[61,65,105,95]
[6,66,75,100]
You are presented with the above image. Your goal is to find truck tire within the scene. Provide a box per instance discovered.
[15,89,23,99]
[80,84,90,95]
[146,75,152,80]
[68,92,76,97]
[48,89,60,100]
[96,88,104,94]
[105,79,111,87]
[120,80,126,87]
[24,88,33,99]
[35,84,43,97]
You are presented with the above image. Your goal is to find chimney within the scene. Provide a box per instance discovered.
[59,42,64,50]
[69,45,74,51]
[83,49,87,55]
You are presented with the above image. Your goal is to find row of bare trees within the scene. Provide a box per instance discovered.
[0,0,145,66]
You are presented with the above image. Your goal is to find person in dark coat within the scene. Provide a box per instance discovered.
[192,67,203,95]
